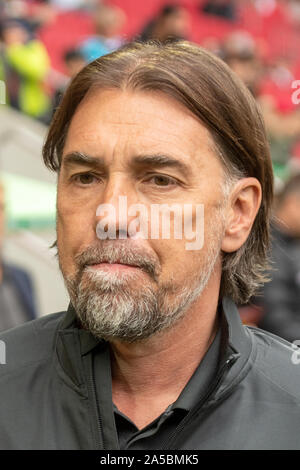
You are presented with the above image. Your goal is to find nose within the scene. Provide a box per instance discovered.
[95,174,145,240]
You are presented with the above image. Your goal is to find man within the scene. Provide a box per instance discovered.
[139,4,190,43]
[0,18,51,123]
[257,174,300,342]
[0,183,37,331]
[201,0,237,22]
[79,3,125,63]
[0,40,299,450]
[52,48,86,113]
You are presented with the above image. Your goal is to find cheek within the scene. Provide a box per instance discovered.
[151,238,203,282]
[56,193,98,272]
[151,210,224,283]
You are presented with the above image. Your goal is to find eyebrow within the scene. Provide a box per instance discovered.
[62,151,106,169]
[131,154,191,176]
[62,151,191,176]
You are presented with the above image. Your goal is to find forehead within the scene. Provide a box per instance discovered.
[62,88,219,169]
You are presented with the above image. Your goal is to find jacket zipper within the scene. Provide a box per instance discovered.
[89,347,121,450]
[92,363,105,450]
[162,353,239,450]
[85,354,105,450]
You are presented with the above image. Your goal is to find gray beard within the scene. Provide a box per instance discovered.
[62,231,223,343]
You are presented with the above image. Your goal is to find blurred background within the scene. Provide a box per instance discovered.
[0,0,299,339]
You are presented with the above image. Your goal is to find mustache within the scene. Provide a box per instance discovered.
[74,240,161,281]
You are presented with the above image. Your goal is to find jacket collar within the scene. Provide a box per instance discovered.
[59,302,78,329]
[55,303,102,388]
[222,296,252,359]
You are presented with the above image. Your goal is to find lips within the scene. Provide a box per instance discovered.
[89,260,140,268]
[87,261,142,272]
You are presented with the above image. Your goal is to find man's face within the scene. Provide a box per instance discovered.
[65,58,86,78]
[228,57,261,93]
[2,25,29,46]
[57,89,227,342]
[162,8,190,39]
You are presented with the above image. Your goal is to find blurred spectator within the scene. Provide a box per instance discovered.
[0,183,37,332]
[139,4,190,42]
[52,47,86,111]
[63,47,86,77]
[79,3,125,62]
[201,0,237,22]
[0,1,57,35]
[222,30,300,170]
[257,57,300,168]
[255,174,300,342]
[222,31,263,95]
[0,18,51,123]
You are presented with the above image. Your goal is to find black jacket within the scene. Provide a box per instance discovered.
[257,226,300,342]
[0,297,300,449]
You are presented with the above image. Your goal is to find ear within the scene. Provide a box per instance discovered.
[221,178,262,253]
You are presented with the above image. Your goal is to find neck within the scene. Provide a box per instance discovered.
[109,271,221,429]
[110,279,220,398]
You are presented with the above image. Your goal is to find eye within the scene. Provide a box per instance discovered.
[148,175,178,187]
[72,173,100,186]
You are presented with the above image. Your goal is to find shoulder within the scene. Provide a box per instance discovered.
[4,262,30,276]
[247,326,300,402]
[3,264,34,289]
[0,312,66,377]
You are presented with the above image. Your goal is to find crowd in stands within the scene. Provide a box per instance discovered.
[0,0,299,340]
